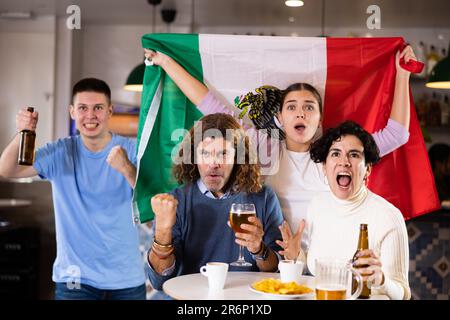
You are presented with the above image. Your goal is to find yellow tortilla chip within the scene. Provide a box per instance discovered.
[252,278,313,295]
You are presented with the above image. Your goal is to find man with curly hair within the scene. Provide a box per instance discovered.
[146,113,284,294]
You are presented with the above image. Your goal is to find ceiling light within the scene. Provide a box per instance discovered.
[285,1,304,7]
[0,11,32,19]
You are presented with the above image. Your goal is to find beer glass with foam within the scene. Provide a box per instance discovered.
[315,258,363,300]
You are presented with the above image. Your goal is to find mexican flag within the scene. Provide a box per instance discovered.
[133,33,440,223]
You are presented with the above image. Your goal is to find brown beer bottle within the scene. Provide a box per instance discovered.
[352,224,371,299]
[18,107,36,166]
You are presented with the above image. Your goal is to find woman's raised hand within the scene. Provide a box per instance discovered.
[396,45,419,76]
[144,49,171,67]
[276,219,305,260]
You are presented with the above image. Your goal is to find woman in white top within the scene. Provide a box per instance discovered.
[143,45,417,244]
[278,121,410,300]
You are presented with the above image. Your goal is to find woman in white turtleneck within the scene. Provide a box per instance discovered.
[277,121,411,300]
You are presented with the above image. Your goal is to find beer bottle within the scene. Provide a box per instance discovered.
[352,224,371,299]
[18,107,36,166]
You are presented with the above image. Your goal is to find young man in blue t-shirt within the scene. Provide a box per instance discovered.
[0,78,146,299]
[146,113,284,292]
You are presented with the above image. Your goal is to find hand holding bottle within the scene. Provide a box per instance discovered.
[353,249,384,287]
[16,107,38,132]
[17,107,38,166]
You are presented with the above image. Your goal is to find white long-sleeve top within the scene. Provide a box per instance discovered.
[300,187,411,300]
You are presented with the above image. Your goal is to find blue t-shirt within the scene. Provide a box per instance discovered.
[147,183,283,290]
[34,133,145,289]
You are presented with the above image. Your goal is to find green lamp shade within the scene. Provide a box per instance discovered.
[124,62,145,92]
[426,43,450,89]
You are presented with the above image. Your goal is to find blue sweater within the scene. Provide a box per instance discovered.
[147,183,284,290]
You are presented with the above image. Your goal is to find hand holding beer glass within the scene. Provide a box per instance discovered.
[229,203,257,267]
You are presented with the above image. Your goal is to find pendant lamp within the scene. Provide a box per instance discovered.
[124,0,161,92]
[426,41,450,89]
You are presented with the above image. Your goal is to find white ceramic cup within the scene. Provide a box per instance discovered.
[200,262,229,291]
[278,259,304,283]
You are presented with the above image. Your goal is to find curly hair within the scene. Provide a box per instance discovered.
[173,113,262,193]
[310,121,380,165]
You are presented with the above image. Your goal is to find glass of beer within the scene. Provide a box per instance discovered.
[315,258,363,300]
[229,203,256,267]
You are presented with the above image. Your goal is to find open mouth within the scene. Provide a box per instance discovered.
[294,124,306,133]
[336,172,352,188]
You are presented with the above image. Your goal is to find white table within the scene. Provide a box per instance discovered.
[163,271,389,300]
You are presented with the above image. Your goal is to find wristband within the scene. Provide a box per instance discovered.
[154,239,173,248]
[151,244,174,260]
[251,242,269,261]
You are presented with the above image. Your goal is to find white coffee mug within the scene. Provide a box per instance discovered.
[200,262,229,291]
[278,259,304,283]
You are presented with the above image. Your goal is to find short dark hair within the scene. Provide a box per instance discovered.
[310,121,380,165]
[281,83,323,114]
[72,78,111,104]
[428,143,450,171]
